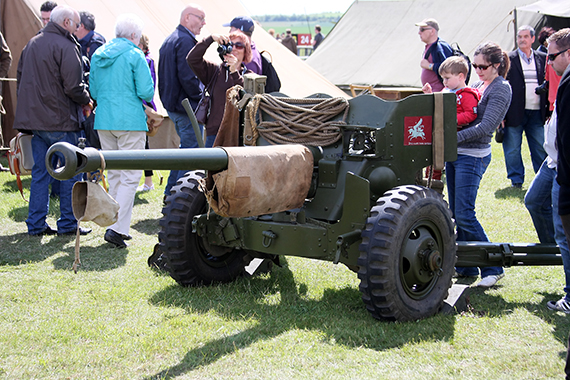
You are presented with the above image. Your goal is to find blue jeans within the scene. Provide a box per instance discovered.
[552,179,570,299]
[447,154,503,277]
[164,110,215,196]
[27,130,83,234]
[503,109,547,185]
[524,160,556,244]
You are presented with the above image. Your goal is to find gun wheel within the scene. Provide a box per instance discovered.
[358,185,456,322]
[159,171,249,286]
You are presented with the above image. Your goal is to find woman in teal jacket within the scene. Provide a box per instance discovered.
[89,13,154,248]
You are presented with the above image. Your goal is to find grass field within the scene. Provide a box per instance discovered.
[0,135,569,379]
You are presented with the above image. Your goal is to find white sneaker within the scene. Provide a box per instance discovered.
[547,298,570,313]
[136,184,154,192]
[476,273,505,288]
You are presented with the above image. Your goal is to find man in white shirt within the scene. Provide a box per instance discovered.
[503,25,549,189]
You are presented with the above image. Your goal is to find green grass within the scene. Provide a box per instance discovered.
[0,137,569,379]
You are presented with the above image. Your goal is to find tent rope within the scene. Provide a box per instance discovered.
[247,94,349,146]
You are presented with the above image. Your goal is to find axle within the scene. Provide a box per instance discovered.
[456,242,562,267]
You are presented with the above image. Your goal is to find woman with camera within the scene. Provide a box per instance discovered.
[186,31,252,145]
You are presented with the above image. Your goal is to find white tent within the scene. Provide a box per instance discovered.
[518,0,570,18]
[306,0,545,88]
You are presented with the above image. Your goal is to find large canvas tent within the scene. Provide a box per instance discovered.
[306,0,564,89]
[1,0,346,146]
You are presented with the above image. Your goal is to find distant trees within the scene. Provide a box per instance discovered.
[253,13,342,23]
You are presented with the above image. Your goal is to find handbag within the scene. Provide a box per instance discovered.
[495,121,505,143]
[7,132,34,201]
[144,104,164,137]
[194,67,219,125]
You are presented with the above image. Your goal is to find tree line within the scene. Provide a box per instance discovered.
[253,13,342,23]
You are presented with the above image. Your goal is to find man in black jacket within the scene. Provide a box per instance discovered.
[14,5,92,236]
[548,25,570,380]
[503,25,548,189]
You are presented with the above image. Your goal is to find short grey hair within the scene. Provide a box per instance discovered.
[49,5,76,25]
[518,25,536,38]
[115,13,144,40]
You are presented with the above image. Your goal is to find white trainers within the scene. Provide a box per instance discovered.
[547,297,570,313]
[476,273,505,288]
[136,184,154,192]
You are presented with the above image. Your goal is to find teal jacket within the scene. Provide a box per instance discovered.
[90,38,154,131]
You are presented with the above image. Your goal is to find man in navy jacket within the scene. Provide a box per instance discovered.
[158,3,206,197]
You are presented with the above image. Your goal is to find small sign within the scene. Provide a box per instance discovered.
[404,116,432,146]
[297,33,312,46]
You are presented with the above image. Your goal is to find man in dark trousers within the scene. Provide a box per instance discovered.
[14,5,92,236]
[158,3,206,198]
[546,27,570,379]
[503,25,548,189]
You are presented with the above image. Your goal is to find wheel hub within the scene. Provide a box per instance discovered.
[401,225,443,299]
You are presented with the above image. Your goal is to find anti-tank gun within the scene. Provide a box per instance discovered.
[47,75,562,322]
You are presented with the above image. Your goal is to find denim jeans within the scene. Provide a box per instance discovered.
[553,180,570,299]
[524,160,556,244]
[447,153,503,277]
[164,110,215,196]
[27,130,82,234]
[503,109,547,185]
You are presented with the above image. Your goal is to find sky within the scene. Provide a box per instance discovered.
[239,0,355,16]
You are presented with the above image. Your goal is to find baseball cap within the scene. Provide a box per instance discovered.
[415,18,439,31]
[223,16,255,35]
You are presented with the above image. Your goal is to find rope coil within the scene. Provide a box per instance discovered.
[247,94,349,146]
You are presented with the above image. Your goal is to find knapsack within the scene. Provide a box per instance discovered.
[7,132,34,201]
[425,40,472,85]
[260,51,281,93]
[450,42,472,85]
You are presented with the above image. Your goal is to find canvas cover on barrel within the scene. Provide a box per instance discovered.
[204,145,313,217]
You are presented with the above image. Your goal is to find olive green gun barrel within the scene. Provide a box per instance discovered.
[46,142,228,181]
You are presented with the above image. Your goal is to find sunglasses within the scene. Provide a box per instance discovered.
[472,63,492,70]
[548,48,569,62]
[419,27,432,32]
[232,42,245,50]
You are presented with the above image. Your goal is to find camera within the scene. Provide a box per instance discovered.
[217,42,233,60]
[535,80,549,95]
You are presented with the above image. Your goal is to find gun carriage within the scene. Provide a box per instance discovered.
[47,75,562,322]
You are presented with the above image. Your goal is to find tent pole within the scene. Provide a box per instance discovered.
[514,8,518,47]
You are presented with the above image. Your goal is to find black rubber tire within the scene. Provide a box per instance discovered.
[358,185,456,322]
[159,171,249,286]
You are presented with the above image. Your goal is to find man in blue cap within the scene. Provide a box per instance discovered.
[223,16,262,74]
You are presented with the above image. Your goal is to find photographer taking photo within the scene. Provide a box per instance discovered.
[186,32,252,144]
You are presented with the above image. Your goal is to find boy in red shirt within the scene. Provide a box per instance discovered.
[423,56,481,129]
[423,56,480,180]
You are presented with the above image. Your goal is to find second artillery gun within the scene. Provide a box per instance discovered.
[47,76,561,322]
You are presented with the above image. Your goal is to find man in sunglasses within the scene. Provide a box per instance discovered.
[503,25,548,189]
[223,16,262,75]
[546,29,570,313]
[416,18,453,93]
